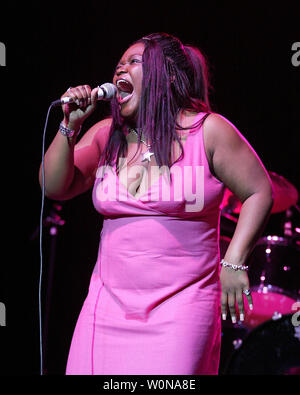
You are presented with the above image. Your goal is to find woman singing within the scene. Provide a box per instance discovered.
[39,32,273,374]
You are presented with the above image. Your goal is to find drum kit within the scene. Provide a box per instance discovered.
[219,171,300,375]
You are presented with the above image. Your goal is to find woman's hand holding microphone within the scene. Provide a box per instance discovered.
[60,85,100,135]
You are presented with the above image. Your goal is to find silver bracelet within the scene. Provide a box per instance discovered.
[59,121,81,138]
[220,259,249,271]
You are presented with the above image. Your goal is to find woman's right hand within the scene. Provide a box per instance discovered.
[61,85,99,130]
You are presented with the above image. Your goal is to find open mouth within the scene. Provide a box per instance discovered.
[116,79,134,104]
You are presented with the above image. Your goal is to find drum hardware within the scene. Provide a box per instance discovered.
[284,208,293,237]
[220,229,300,330]
[232,338,243,350]
[269,171,299,214]
[220,171,299,215]
[243,233,300,329]
[223,314,300,375]
[30,201,66,375]
[219,320,249,375]
[219,171,299,373]
[272,311,282,320]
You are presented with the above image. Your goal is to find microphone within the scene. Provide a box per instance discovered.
[51,83,117,107]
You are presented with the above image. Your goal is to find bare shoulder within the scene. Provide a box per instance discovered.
[76,117,112,152]
[203,112,245,154]
[202,112,272,201]
[203,112,237,131]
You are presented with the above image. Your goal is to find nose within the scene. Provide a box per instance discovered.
[115,63,129,76]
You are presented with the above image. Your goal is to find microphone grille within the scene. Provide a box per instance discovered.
[100,83,117,100]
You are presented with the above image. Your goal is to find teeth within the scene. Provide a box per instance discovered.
[117,79,133,93]
[117,79,127,88]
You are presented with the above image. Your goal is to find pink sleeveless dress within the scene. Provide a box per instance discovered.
[66,112,225,375]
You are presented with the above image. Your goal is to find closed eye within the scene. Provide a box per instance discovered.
[130,58,142,64]
[115,56,143,72]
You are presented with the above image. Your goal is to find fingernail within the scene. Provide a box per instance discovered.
[240,313,244,321]
[222,313,227,321]
[231,316,236,324]
[250,304,253,311]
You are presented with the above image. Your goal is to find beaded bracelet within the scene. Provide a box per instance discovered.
[220,259,249,271]
[59,121,81,138]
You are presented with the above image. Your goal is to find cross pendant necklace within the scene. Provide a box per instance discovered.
[130,128,154,162]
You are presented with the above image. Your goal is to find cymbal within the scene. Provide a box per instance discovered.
[269,171,299,213]
[221,171,299,214]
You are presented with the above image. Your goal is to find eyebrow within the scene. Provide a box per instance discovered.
[115,54,143,70]
[118,53,143,64]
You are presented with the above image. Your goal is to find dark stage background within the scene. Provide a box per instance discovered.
[0,1,299,376]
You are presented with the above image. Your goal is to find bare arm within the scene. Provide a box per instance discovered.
[203,113,273,322]
[38,85,111,200]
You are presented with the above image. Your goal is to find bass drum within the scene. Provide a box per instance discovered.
[244,236,300,328]
[224,314,300,375]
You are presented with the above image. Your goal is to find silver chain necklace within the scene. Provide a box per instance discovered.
[129,128,154,162]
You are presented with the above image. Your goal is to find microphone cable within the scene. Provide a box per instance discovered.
[39,101,57,375]
[38,85,115,374]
